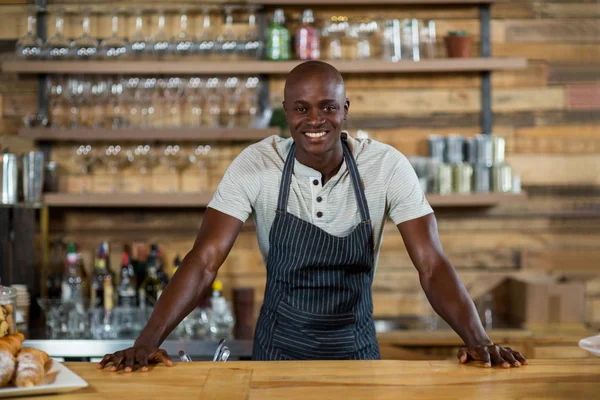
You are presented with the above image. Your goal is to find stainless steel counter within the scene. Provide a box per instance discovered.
[24,339,254,361]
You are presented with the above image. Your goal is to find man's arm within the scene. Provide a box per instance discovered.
[98,208,243,372]
[397,213,527,368]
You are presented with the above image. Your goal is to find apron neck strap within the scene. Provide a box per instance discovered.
[277,136,371,222]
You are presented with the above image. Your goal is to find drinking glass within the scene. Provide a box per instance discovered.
[322,16,348,60]
[46,75,67,129]
[221,77,240,128]
[162,144,189,192]
[204,77,221,127]
[164,77,185,128]
[170,8,195,58]
[419,20,437,59]
[238,76,260,127]
[196,6,216,59]
[190,144,212,193]
[216,6,238,60]
[184,77,205,128]
[240,5,262,60]
[107,76,125,129]
[401,18,420,61]
[149,9,169,60]
[139,77,158,128]
[349,18,378,60]
[129,8,148,59]
[42,8,70,59]
[100,9,128,59]
[73,144,97,193]
[130,144,159,192]
[90,76,110,128]
[64,76,83,128]
[70,8,99,59]
[16,6,43,59]
[102,144,128,192]
[382,19,402,62]
[124,77,141,128]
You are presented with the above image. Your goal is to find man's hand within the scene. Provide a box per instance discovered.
[97,345,173,372]
[457,344,528,368]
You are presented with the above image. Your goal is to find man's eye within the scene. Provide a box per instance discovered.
[324,106,337,112]
[295,107,306,113]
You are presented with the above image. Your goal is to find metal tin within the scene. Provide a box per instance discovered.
[22,151,44,203]
[428,135,445,163]
[492,135,506,165]
[475,134,493,167]
[464,137,477,164]
[445,135,464,164]
[1,153,19,204]
[452,163,473,194]
[435,163,452,195]
[473,165,491,193]
[492,164,512,193]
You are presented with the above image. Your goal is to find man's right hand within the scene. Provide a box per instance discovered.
[97,345,173,372]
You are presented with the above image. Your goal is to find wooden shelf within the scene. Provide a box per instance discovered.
[426,192,528,207]
[250,0,495,4]
[42,192,527,208]
[43,193,214,208]
[2,58,526,75]
[19,127,280,142]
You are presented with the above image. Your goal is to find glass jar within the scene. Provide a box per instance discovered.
[0,286,17,337]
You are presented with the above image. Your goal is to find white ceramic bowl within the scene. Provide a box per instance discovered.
[579,334,600,357]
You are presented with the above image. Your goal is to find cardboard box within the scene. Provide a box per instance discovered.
[507,279,585,327]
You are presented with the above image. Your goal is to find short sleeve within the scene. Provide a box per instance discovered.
[207,147,262,223]
[386,150,433,225]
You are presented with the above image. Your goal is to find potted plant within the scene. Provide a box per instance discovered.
[444,31,472,58]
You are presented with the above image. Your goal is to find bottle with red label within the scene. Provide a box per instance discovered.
[295,9,320,60]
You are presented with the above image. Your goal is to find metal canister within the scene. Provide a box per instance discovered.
[445,135,464,164]
[435,163,452,195]
[22,151,44,203]
[475,134,493,167]
[1,153,19,204]
[473,164,491,193]
[452,163,473,194]
[464,137,477,164]
[428,135,445,163]
[492,164,512,193]
[492,135,506,165]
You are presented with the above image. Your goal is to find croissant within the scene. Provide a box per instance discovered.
[0,333,25,387]
[15,347,49,388]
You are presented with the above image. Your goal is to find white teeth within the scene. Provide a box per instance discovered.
[304,131,326,138]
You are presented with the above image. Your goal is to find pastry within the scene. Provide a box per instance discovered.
[15,347,49,388]
[0,333,25,387]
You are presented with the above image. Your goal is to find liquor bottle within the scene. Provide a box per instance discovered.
[150,244,169,289]
[208,280,234,340]
[266,9,290,61]
[61,242,85,307]
[139,263,162,309]
[173,254,181,273]
[90,243,111,309]
[295,9,320,60]
[118,252,137,307]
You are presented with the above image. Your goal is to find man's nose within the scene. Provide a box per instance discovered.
[307,108,324,126]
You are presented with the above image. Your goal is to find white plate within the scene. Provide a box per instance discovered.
[0,359,88,398]
[579,334,600,357]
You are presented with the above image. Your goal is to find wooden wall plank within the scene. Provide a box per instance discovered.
[541,3,600,19]
[567,84,600,109]
[522,249,600,274]
[494,43,600,63]
[517,125,600,137]
[549,65,600,84]
[505,19,600,43]
[507,154,600,185]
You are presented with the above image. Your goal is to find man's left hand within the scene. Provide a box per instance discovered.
[457,344,528,368]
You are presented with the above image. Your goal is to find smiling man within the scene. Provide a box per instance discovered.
[98,61,527,369]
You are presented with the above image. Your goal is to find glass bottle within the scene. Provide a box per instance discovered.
[266,9,290,61]
[208,280,234,340]
[149,9,169,60]
[61,242,85,307]
[16,7,42,59]
[70,8,99,59]
[139,263,162,309]
[100,9,128,59]
[171,8,195,58]
[196,6,215,59]
[43,8,70,59]
[295,9,320,60]
[129,8,147,59]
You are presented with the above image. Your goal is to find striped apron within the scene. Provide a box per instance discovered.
[252,136,380,360]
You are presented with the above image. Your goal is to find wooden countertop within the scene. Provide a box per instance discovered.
[26,359,600,399]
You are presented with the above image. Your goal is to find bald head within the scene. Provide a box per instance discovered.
[284,61,346,102]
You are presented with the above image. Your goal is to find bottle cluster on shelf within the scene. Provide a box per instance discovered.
[34,75,263,131]
[42,240,234,340]
[16,6,439,62]
[408,134,521,195]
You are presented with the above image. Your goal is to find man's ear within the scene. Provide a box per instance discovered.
[344,98,350,120]
[282,100,287,112]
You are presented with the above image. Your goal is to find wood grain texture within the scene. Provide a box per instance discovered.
[25,359,600,400]
[505,19,600,43]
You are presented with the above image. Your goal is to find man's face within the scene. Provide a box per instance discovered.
[283,73,349,156]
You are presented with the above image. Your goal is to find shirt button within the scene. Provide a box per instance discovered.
[312,179,319,186]
[316,211,323,218]
[316,196,323,203]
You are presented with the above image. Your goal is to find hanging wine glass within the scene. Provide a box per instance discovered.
[42,8,70,59]
[238,76,260,127]
[149,8,169,60]
[184,77,205,128]
[216,6,239,60]
[164,77,185,128]
[130,144,159,193]
[139,77,158,128]
[221,77,240,128]
[204,77,221,127]
[70,8,99,59]
[73,144,98,193]
[190,145,213,194]
[107,76,125,129]
[102,145,128,193]
[196,6,216,59]
[240,5,262,60]
[46,75,67,129]
[90,76,110,128]
[16,6,43,59]
[129,8,148,59]
[170,8,195,58]
[100,9,128,59]
[162,144,189,193]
